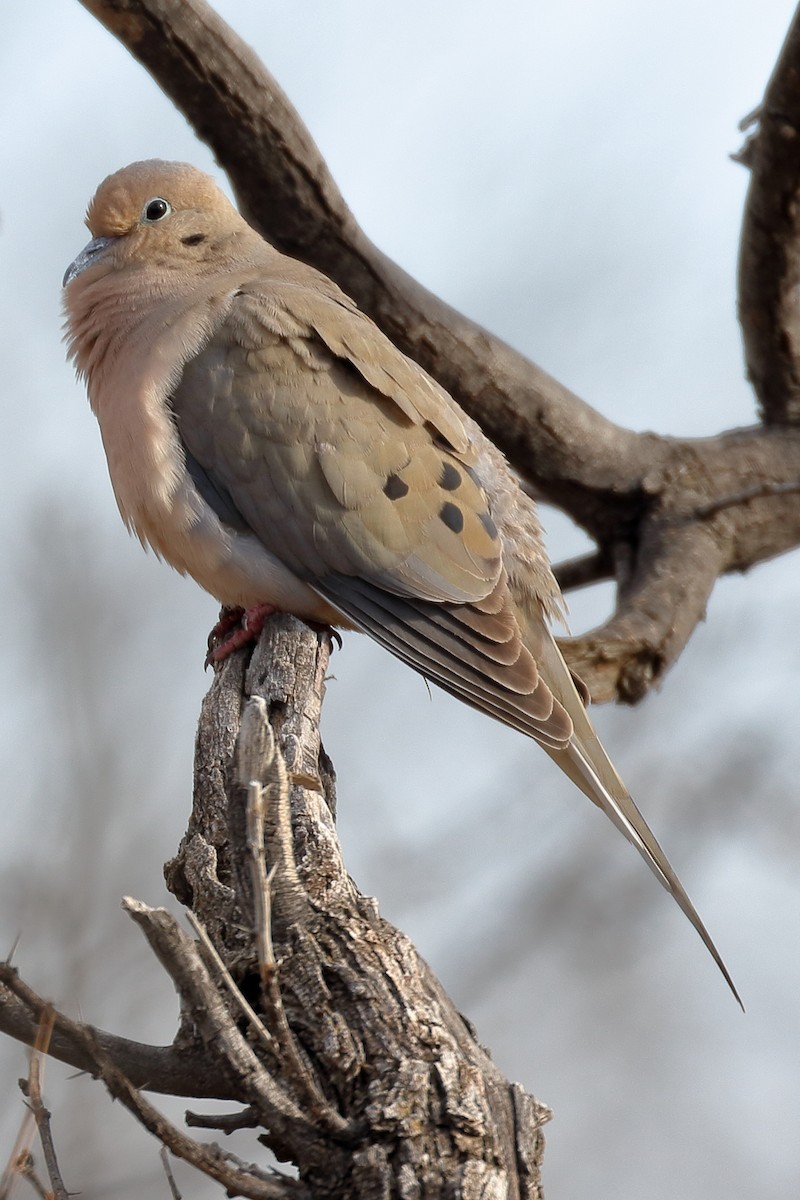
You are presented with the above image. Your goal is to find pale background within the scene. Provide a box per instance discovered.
[1,2,799,1196]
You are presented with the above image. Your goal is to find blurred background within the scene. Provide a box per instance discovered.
[1,1,799,1196]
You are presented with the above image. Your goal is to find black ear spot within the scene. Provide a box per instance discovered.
[181,233,206,246]
[384,473,409,500]
[439,461,462,491]
[439,501,465,534]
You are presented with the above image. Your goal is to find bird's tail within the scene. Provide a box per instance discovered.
[534,629,742,1007]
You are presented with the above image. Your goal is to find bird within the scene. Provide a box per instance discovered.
[63,159,739,1003]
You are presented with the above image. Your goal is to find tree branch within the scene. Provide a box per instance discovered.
[565,424,800,699]
[0,963,308,1199]
[19,1019,70,1200]
[738,3,800,425]
[0,974,244,1100]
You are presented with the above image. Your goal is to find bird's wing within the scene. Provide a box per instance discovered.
[169,279,573,746]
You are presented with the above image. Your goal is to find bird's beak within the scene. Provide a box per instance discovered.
[62,236,117,287]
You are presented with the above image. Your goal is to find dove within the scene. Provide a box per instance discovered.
[63,160,739,1003]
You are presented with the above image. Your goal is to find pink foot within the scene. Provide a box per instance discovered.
[206,603,278,667]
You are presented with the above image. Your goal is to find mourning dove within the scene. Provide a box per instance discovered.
[63,160,738,1002]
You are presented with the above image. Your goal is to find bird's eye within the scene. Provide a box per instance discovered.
[142,197,171,223]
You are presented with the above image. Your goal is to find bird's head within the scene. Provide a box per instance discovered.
[63,160,251,288]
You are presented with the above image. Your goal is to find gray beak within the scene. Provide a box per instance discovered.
[62,236,116,287]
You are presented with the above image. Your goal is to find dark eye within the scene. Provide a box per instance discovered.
[142,197,171,223]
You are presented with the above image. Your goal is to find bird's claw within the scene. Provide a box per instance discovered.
[205,603,276,668]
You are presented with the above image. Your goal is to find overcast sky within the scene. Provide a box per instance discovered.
[1,2,799,1197]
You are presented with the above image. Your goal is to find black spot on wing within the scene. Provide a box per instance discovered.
[439,501,464,534]
[384,473,410,500]
[439,461,462,490]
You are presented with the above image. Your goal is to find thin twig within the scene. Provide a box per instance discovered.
[694,479,800,519]
[0,962,246,1100]
[10,1153,48,1199]
[83,1056,295,1200]
[185,1107,260,1133]
[160,1147,182,1200]
[1,1009,58,1200]
[234,704,354,1138]
[0,1092,35,1198]
[552,549,613,591]
[184,911,277,1057]
[0,956,310,1200]
[247,780,277,980]
[121,899,314,1129]
[187,876,349,1140]
[255,922,350,1139]
[234,698,310,929]
[23,1012,69,1200]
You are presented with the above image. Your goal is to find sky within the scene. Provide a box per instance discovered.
[1,1,799,1197]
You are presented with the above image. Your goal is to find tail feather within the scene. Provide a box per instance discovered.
[536,630,742,1008]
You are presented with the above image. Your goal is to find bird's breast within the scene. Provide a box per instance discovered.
[87,309,337,620]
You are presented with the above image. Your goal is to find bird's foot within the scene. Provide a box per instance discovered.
[205,603,277,667]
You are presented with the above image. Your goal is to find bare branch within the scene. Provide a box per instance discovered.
[20,1013,69,1200]
[563,519,725,703]
[185,1107,259,1133]
[184,911,277,1056]
[559,424,800,697]
[738,5,800,424]
[121,898,317,1137]
[2,1010,65,1200]
[235,705,354,1138]
[235,697,311,945]
[4,615,549,1192]
[247,787,278,977]
[0,973,243,1100]
[553,549,614,592]
[0,964,307,1200]
[0,1066,36,1197]
[160,1148,182,1200]
[693,479,800,519]
[9,1153,49,1199]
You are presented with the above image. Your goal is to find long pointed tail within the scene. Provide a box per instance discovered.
[536,631,742,1007]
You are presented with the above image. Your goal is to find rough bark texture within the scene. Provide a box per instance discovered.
[738,12,800,425]
[166,617,550,1198]
[1,620,551,1196]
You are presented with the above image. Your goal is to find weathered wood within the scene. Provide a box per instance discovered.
[163,615,550,1197]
